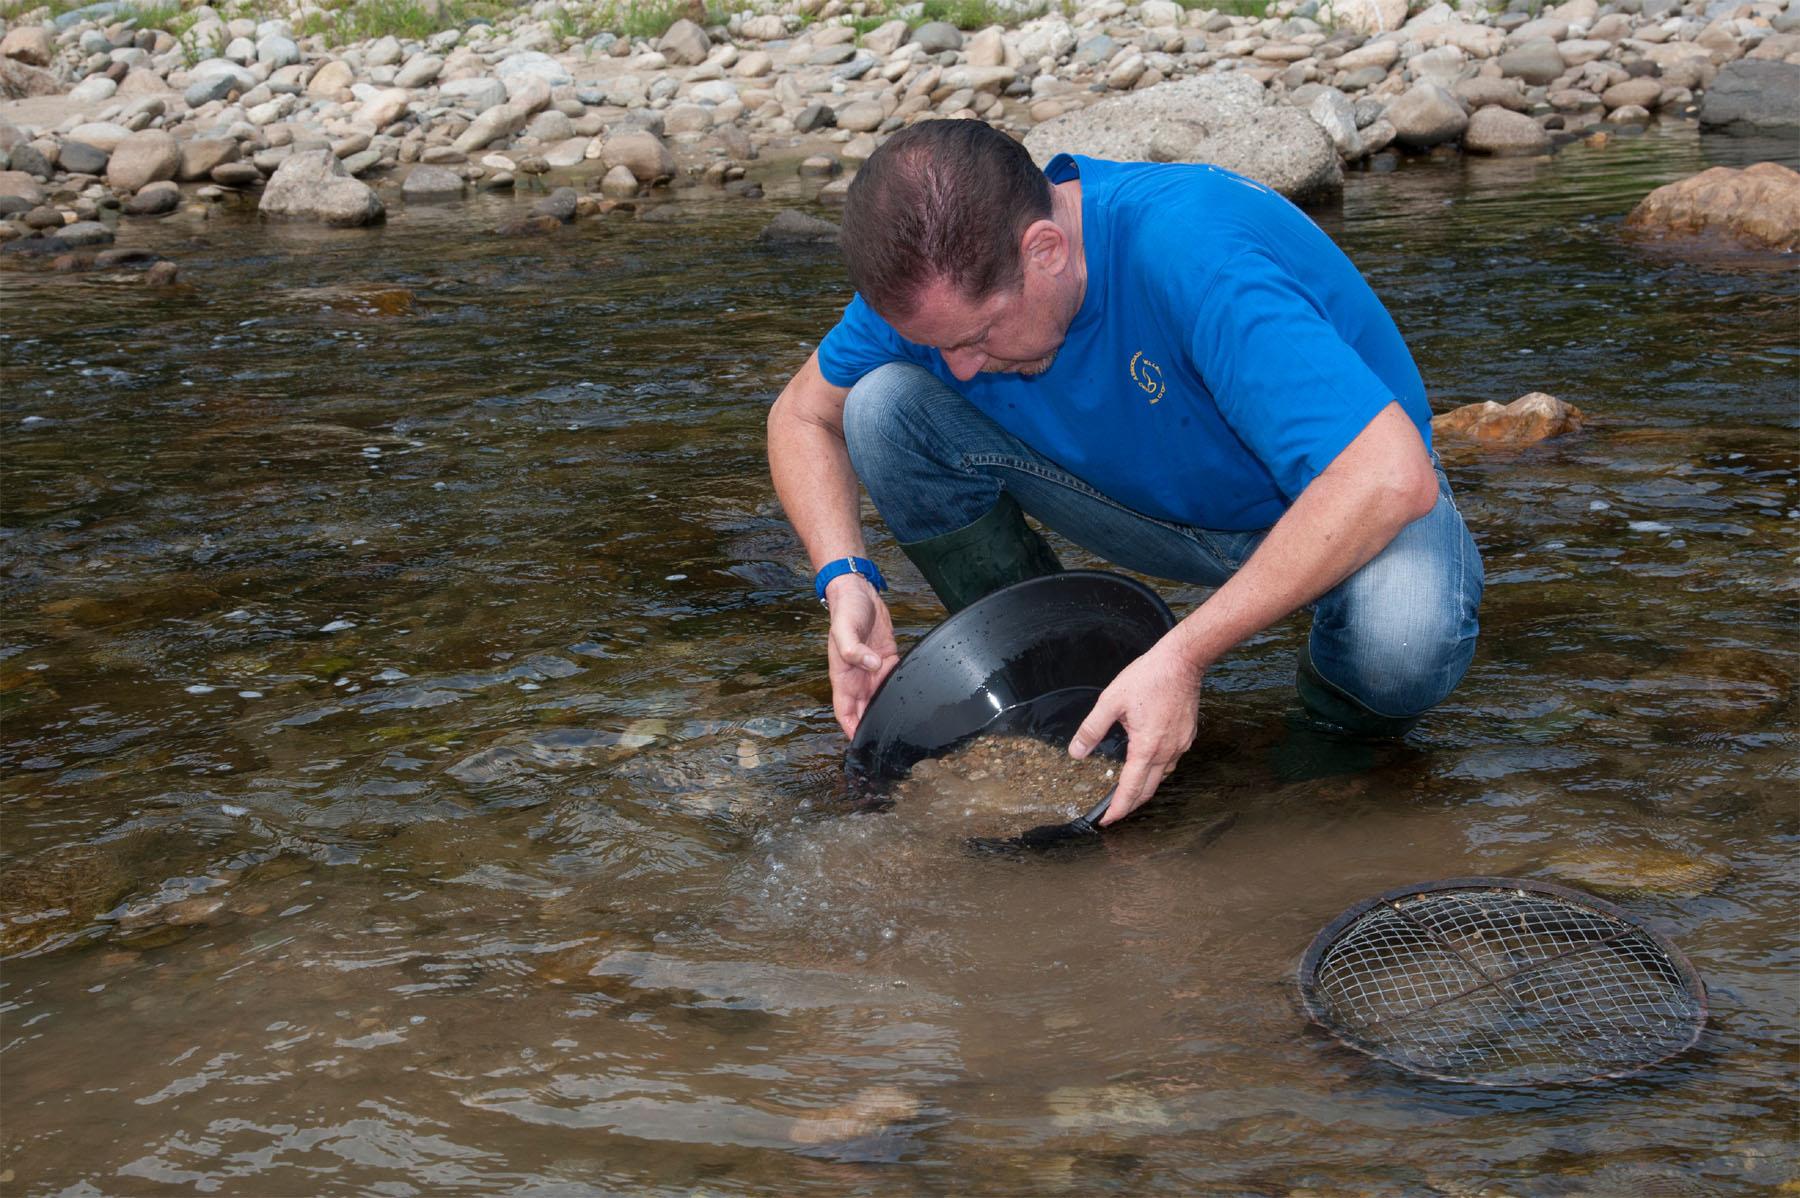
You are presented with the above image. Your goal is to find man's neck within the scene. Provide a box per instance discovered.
[1051,179,1087,316]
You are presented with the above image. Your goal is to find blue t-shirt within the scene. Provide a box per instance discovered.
[815,154,1430,531]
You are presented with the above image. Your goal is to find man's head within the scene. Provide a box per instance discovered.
[842,120,1082,379]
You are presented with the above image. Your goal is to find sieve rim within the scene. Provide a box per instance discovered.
[1297,876,1709,1086]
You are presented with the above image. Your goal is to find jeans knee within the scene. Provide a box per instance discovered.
[842,362,939,476]
[1310,510,1483,719]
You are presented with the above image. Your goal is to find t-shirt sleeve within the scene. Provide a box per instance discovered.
[814,294,935,389]
[1186,249,1399,501]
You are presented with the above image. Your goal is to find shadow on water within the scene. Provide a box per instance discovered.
[0,120,1796,1195]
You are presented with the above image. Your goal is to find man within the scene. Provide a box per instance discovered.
[767,119,1483,827]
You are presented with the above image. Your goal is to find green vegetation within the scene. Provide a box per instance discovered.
[915,0,1045,30]
[1195,0,1271,15]
[0,0,81,23]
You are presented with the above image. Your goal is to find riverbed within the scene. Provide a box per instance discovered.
[2,122,1796,1195]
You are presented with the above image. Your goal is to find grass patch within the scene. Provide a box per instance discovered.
[0,0,82,23]
[1195,0,1271,15]
[915,0,1043,30]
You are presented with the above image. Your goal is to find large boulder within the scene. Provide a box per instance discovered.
[104,129,180,190]
[1,26,53,67]
[1624,162,1800,252]
[1383,83,1469,150]
[401,163,464,201]
[1697,59,1800,135]
[1321,0,1407,36]
[657,18,710,66]
[0,169,45,205]
[1462,106,1550,156]
[67,120,132,152]
[495,50,572,90]
[453,101,526,154]
[1,57,61,99]
[259,149,385,226]
[1433,392,1584,445]
[1498,38,1566,85]
[600,128,675,184]
[308,59,355,96]
[1024,74,1342,202]
[178,137,237,181]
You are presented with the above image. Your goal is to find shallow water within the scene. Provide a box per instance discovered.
[2,121,1796,1196]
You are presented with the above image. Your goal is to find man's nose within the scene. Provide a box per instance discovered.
[943,347,985,380]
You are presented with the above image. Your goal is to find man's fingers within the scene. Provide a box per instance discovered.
[1068,694,1122,760]
[1098,755,1162,826]
[831,629,882,672]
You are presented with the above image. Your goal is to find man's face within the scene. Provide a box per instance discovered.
[888,272,1073,382]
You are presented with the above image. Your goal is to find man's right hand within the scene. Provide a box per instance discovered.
[825,575,901,738]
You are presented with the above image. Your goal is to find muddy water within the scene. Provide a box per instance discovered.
[2,123,1796,1196]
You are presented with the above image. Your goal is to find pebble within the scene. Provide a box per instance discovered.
[319,619,356,632]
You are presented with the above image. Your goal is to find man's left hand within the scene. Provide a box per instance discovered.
[1067,638,1204,826]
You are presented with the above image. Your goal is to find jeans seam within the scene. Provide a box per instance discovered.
[962,452,1239,567]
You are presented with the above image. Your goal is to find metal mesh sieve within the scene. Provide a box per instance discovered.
[1298,878,1707,1086]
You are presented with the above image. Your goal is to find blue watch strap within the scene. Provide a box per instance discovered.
[814,556,888,602]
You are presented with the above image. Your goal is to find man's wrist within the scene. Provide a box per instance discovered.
[813,556,888,604]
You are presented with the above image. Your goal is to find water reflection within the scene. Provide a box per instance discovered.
[2,121,1796,1195]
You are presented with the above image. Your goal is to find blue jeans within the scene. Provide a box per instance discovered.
[842,363,1483,732]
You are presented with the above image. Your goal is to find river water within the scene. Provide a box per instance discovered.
[2,122,1795,1196]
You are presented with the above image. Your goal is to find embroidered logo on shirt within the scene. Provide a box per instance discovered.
[1129,351,1166,405]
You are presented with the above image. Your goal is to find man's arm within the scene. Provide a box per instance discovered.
[1069,401,1438,822]
[767,352,901,736]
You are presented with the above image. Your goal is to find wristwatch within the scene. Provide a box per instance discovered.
[813,556,889,604]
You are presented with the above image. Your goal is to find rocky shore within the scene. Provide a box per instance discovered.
[1,0,1796,252]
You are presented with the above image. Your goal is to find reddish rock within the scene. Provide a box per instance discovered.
[1433,392,1585,445]
[1624,162,1800,253]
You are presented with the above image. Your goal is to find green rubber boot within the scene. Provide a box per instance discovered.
[1294,640,1420,740]
[898,492,1063,614]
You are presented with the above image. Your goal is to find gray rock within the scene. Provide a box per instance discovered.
[1498,38,1565,86]
[808,43,856,66]
[1698,59,1800,135]
[1454,76,1530,112]
[59,220,114,246]
[393,53,444,89]
[441,77,507,111]
[341,148,382,176]
[795,103,835,132]
[259,148,384,225]
[367,35,402,67]
[401,163,464,200]
[59,140,110,174]
[122,179,180,214]
[758,208,839,242]
[210,161,262,186]
[496,51,572,89]
[911,21,964,54]
[256,34,299,68]
[1383,82,1469,149]
[1339,65,1389,92]
[532,185,578,222]
[1024,74,1342,202]
[454,102,526,154]
[1075,34,1117,65]
[1463,105,1550,154]
[525,109,574,142]
[599,162,638,197]
[9,142,51,179]
[1307,88,1361,157]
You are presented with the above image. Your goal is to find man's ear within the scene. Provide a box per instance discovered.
[1018,218,1069,276]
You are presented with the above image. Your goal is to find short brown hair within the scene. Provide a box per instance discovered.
[840,119,1053,322]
